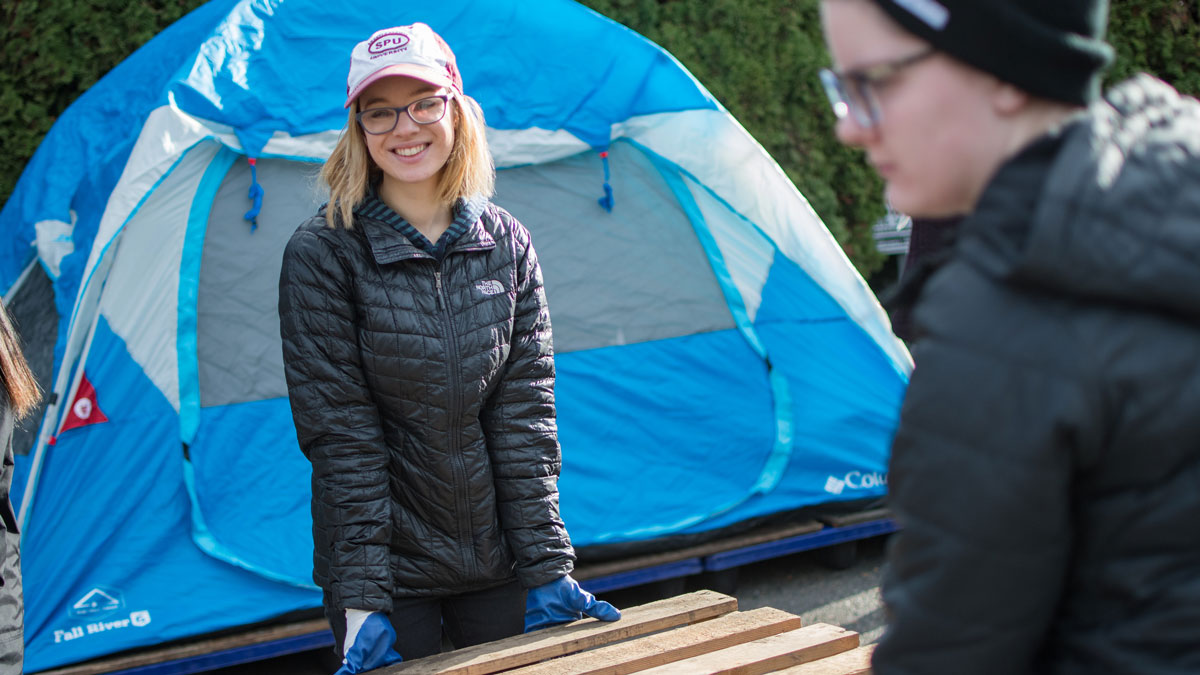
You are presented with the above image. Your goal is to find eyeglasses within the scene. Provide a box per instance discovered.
[819,49,936,128]
[356,94,452,134]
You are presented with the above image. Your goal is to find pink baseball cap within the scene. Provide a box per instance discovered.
[344,23,463,108]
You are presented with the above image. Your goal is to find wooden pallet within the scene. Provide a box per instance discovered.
[574,520,824,584]
[36,618,332,675]
[816,508,891,529]
[33,517,883,675]
[380,590,873,675]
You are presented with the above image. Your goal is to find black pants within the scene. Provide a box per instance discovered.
[326,580,526,661]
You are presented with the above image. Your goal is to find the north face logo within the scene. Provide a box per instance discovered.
[476,280,504,296]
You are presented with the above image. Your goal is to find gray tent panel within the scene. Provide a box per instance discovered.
[494,143,733,354]
[196,141,734,407]
[7,264,56,456]
[198,157,325,407]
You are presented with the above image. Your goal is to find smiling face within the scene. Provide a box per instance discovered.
[821,0,1014,218]
[358,75,456,197]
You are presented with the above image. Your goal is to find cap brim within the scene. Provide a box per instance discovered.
[344,64,454,108]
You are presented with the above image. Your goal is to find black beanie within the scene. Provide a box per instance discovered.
[868,0,1114,105]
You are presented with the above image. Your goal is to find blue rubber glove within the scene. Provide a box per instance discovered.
[334,609,403,674]
[524,574,621,632]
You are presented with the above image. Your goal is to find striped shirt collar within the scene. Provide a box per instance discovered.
[356,190,488,260]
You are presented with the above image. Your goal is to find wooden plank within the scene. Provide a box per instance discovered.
[506,607,803,675]
[774,645,875,674]
[38,618,331,675]
[817,508,891,529]
[380,590,738,675]
[635,623,859,675]
[575,521,823,581]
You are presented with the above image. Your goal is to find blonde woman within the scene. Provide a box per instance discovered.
[278,23,617,673]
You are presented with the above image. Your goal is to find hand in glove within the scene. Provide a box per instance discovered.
[333,609,403,674]
[524,574,621,632]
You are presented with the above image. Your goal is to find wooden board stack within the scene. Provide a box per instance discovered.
[380,590,873,675]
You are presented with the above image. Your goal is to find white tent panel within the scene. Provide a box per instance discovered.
[254,125,589,171]
[101,141,224,411]
[260,128,341,162]
[616,109,912,374]
[489,127,591,168]
[684,174,775,323]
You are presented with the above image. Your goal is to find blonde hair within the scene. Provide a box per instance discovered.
[321,93,495,229]
[0,303,39,420]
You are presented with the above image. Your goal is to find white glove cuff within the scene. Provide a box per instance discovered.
[343,608,372,655]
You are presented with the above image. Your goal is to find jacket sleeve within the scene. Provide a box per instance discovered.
[278,227,393,613]
[481,224,575,588]
[872,335,1096,675]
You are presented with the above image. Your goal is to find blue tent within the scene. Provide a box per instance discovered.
[0,0,910,670]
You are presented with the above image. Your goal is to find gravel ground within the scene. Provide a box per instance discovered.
[731,534,888,645]
[210,534,891,674]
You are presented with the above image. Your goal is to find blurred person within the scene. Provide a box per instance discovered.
[819,1,1200,673]
[0,301,39,673]
[279,23,617,674]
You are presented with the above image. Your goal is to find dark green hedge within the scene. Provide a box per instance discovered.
[1107,1,1200,90]
[3,0,1198,280]
[0,0,201,203]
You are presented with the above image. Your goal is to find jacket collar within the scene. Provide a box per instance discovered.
[883,219,961,343]
[355,198,496,265]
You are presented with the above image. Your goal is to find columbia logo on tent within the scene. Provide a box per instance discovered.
[824,475,846,495]
[824,471,887,495]
[60,373,109,434]
[475,280,504,296]
[71,588,122,617]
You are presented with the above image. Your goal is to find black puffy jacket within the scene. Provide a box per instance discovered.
[279,201,574,613]
[875,76,1200,674]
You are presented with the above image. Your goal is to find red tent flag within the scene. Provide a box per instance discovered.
[59,374,108,433]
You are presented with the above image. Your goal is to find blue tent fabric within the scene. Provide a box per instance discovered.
[0,0,239,287]
[0,0,242,378]
[0,0,714,295]
[2,1,908,670]
[170,0,718,155]
[21,319,319,671]
[556,330,778,542]
[188,398,316,588]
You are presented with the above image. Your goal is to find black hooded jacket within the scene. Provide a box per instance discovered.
[875,75,1200,674]
[279,201,574,613]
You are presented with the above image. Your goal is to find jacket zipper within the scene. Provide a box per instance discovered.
[434,266,478,581]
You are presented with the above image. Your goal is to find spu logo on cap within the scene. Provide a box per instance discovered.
[369,32,410,56]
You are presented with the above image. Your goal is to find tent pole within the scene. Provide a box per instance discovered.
[17,315,102,534]
[2,259,37,306]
